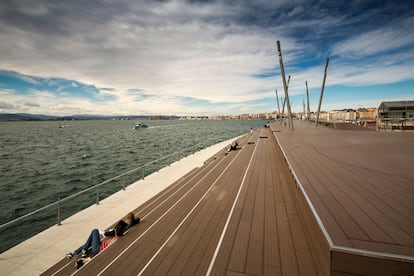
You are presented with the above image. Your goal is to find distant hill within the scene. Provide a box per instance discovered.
[0,113,179,121]
[0,113,59,121]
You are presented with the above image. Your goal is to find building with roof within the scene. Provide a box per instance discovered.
[377,101,414,130]
[357,107,377,120]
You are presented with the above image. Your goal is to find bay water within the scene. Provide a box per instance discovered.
[0,119,268,252]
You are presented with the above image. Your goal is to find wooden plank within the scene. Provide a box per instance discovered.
[345,174,414,234]
[275,201,299,276]
[336,177,414,247]
[207,145,258,276]
[245,146,265,275]
[227,165,257,272]
[96,156,241,275]
[316,149,414,245]
[263,143,282,276]
[212,129,323,275]
[148,139,257,275]
[167,176,243,275]
[289,148,362,246]
[194,142,259,275]
[284,175,331,275]
[226,271,252,276]
[298,149,370,241]
[327,164,414,246]
[274,138,318,275]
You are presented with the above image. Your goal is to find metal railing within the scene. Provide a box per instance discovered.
[0,144,202,231]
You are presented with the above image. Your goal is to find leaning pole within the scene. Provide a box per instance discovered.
[306,81,310,121]
[315,58,329,127]
[275,89,281,118]
[277,41,294,130]
[280,75,290,124]
[279,96,284,124]
[303,98,305,119]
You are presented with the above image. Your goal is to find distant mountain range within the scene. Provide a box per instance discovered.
[0,113,179,121]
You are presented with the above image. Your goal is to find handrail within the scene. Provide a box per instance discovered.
[0,144,201,230]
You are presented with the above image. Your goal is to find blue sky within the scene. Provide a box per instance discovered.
[0,0,413,116]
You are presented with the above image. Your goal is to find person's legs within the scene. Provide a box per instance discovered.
[74,229,101,255]
[90,229,101,255]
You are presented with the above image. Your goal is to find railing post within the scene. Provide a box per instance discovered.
[96,187,100,205]
[57,197,62,226]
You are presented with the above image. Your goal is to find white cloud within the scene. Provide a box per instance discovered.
[0,8,285,109]
[333,15,414,57]
[333,29,414,57]
[0,102,15,109]
[1,0,413,115]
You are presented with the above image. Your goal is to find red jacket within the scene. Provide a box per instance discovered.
[99,236,117,252]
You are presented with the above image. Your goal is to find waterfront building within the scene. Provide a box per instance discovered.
[323,109,357,122]
[377,101,414,130]
[357,108,377,120]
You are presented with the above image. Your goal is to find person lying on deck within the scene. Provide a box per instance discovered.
[230,141,238,150]
[65,212,140,267]
[102,212,140,237]
[225,140,239,154]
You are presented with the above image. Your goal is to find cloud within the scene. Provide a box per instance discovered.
[24,102,40,107]
[0,102,15,109]
[0,1,281,102]
[0,0,413,115]
[332,16,414,57]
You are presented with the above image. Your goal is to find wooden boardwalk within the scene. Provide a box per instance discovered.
[42,123,414,275]
[272,121,414,275]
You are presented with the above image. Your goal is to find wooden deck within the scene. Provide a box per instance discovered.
[42,123,414,275]
[272,121,414,275]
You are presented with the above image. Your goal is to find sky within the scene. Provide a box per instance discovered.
[0,0,413,116]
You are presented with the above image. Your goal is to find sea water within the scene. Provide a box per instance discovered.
[0,119,268,252]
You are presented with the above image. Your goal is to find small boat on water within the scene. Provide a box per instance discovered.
[133,123,149,129]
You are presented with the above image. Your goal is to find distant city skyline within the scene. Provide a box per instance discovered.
[1,0,414,116]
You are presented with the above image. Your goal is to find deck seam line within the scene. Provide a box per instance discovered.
[139,159,217,220]
[136,140,250,276]
[49,261,72,276]
[94,148,233,276]
[51,160,222,276]
[206,139,259,275]
[70,167,208,276]
[136,167,202,215]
